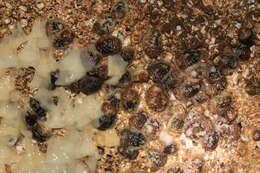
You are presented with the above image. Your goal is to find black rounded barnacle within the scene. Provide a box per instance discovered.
[25,112,38,127]
[69,75,104,95]
[49,70,59,90]
[97,115,117,131]
[95,36,122,56]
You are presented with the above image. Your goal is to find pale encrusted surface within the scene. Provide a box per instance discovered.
[0,0,259,173]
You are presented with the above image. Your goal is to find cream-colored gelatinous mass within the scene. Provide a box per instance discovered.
[0,20,124,173]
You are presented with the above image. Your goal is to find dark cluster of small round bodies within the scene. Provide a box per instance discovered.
[36,0,259,172]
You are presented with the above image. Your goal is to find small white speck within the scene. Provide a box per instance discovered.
[235,22,241,29]
[139,0,146,3]
[19,5,27,12]
[20,19,28,27]
[4,18,11,24]
[123,37,131,47]
[84,19,95,26]
[176,25,182,30]
[36,2,45,9]
[6,3,12,9]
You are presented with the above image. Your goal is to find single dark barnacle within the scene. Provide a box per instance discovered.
[31,124,51,142]
[237,46,251,61]
[202,131,219,151]
[238,28,254,46]
[171,118,184,130]
[216,95,232,109]
[121,89,139,111]
[92,19,115,35]
[212,78,227,95]
[111,0,128,19]
[118,146,139,160]
[46,20,64,37]
[129,112,148,130]
[29,98,46,119]
[207,66,224,84]
[145,85,169,112]
[252,130,260,141]
[147,61,171,84]
[25,112,37,127]
[192,92,209,104]
[143,29,163,59]
[225,56,238,70]
[120,129,146,147]
[70,75,104,95]
[183,82,201,98]
[120,48,135,62]
[97,115,117,131]
[163,143,177,155]
[49,70,59,90]
[53,29,75,48]
[179,50,201,69]
[245,77,260,96]
[101,96,120,115]
[216,55,239,74]
[95,36,122,56]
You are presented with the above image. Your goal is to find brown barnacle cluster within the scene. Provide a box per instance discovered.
[24,98,51,152]
[184,112,219,151]
[47,11,136,96]
[92,0,128,36]
[96,96,120,131]
[46,20,75,49]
